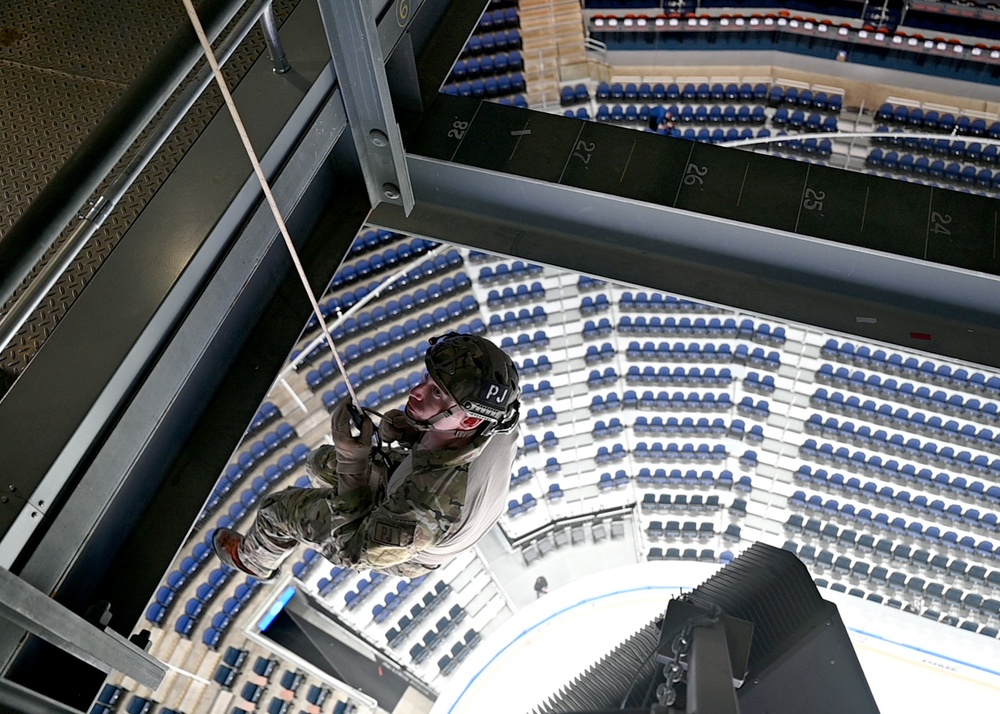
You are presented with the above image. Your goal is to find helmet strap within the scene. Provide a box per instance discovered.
[401,404,486,440]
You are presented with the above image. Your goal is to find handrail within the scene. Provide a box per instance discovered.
[0,0,254,311]
[0,0,279,353]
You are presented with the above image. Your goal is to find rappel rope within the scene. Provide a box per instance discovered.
[180,0,360,408]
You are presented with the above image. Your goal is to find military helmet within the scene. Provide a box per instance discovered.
[425,332,520,434]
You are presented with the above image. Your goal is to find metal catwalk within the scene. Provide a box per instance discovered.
[0,0,302,372]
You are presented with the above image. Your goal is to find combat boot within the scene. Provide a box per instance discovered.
[212,528,280,583]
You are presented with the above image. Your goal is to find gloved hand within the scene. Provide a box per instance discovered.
[379,408,419,446]
[330,399,374,476]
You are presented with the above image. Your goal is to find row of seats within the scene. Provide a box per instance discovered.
[246,401,281,437]
[635,415,729,435]
[330,246,463,294]
[875,104,1000,137]
[645,520,718,540]
[211,645,250,688]
[597,81,771,104]
[450,51,524,81]
[872,129,1000,164]
[517,354,552,375]
[487,306,547,332]
[372,576,428,624]
[820,339,1000,395]
[311,312,480,403]
[812,383,1000,433]
[766,85,844,112]
[344,572,389,611]
[800,433,1000,484]
[593,417,625,437]
[311,271,473,345]
[290,547,322,581]
[317,565,352,597]
[793,471,1000,535]
[298,252,464,366]
[508,493,538,516]
[303,281,380,334]
[440,73,527,100]
[580,294,611,313]
[225,424,297,476]
[597,471,631,490]
[588,367,619,387]
[202,576,262,649]
[385,580,453,649]
[625,365,734,386]
[619,291,714,311]
[312,341,430,396]
[816,364,1000,422]
[788,517,1000,590]
[582,318,614,338]
[486,281,545,308]
[796,463,1000,506]
[768,134,836,158]
[437,627,483,676]
[214,441,307,507]
[476,6,520,32]
[349,228,398,257]
[772,107,839,131]
[636,468,736,489]
[463,28,523,57]
[560,83,592,106]
[804,412,1000,476]
[647,547,732,562]
[578,274,607,291]
[330,238,437,290]
[591,390,735,413]
[867,150,1000,187]
[798,447,1000,507]
[524,405,558,425]
[625,341,782,367]
[641,492,722,512]
[585,342,617,363]
[169,566,238,637]
[520,431,559,454]
[787,493,1000,562]
[785,542,1000,617]
[478,261,544,284]
[498,330,550,353]
[597,103,768,125]
[633,441,729,461]
[411,604,469,663]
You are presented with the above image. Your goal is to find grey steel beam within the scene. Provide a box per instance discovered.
[317,0,414,214]
[686,622,740,714]
[0,568,164,688]
[369,154,1000,370]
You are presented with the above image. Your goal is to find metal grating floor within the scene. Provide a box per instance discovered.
[0,0,300,373]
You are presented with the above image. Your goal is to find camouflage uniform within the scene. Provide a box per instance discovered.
[238,428,516,578]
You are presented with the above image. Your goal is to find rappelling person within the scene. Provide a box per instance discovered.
[213,332,521,581]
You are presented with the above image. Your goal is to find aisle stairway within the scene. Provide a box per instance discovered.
[517,0,588,107]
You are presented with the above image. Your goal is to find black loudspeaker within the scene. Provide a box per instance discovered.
[534,542,880,714]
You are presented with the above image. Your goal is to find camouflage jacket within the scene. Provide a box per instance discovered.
[343,428,517,571]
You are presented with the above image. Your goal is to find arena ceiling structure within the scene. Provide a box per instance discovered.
[2,0,1000,711]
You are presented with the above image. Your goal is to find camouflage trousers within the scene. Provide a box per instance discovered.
[238,445,437,578]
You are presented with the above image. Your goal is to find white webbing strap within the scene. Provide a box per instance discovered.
[180,0,360,407]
